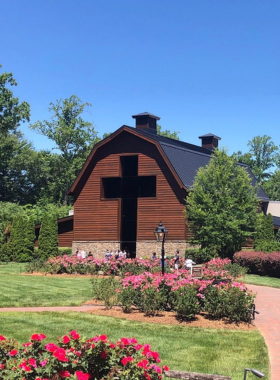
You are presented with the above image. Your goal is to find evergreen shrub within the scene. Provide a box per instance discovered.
[233,251,280,277]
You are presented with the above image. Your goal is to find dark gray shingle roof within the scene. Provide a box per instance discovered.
[129,127,270,201]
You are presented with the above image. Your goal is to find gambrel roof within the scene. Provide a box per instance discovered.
[68,123,269,202]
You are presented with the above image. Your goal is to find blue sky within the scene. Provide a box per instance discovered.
[1,0,280,154]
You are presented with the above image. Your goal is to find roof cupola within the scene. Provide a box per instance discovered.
[132,112,160,134]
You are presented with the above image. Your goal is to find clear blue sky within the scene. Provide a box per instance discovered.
[1,0,280,154]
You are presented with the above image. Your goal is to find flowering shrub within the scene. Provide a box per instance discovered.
[0,332,169,379]
[233,251,280,277]
[26,256,182,276]
[111,266,254,322]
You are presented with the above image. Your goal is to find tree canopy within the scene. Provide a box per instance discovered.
[186,149,258,258]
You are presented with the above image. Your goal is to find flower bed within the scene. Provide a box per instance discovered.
[26,256,184,276]
[0,332,168,380]
[93,260,255,323]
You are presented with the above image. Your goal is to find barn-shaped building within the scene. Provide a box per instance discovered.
[61,112,269,258]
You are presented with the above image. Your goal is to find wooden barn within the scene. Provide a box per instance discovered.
[60,112,269,258]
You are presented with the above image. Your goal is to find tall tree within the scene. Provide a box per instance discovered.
[0,64,30,134]
[29,95,100,203]
[234,135,279,183]
[262,169,280,201]
[186,149,258,258]
[0,65,33,203]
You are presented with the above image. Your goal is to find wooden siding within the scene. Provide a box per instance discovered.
[138,153,186,240]
[73,131,188,242]
[74,155,120,241]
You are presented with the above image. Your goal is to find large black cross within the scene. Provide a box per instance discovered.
[102,156,156,255]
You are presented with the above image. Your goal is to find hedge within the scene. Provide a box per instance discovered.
[233,250,280,278]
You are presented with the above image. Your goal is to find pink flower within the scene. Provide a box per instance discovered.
[40,359,48,367]
[22,342,32,347]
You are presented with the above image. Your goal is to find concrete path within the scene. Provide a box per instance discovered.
[1,285,280,380]
[247,284,280,380]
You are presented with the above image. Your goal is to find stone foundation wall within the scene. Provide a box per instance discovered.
[136,241,189,258]
[72,240,192,259]
[72,241,120,259]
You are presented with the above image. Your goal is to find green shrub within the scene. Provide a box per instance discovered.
[224,262,248,278]
[140,287,166,316]
[172,285,200,320]
[185,247,218,264]
[204,284,255,322]
[91,277,118,309]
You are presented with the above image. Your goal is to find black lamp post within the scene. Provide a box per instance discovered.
[154,221,168,275]
[243,368,265,379]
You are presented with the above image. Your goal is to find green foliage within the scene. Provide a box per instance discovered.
[29,95,101,204]
[185,247,218,263]
[91,276,119,309]
[38,214,58,260]
[186,149,258,258]
[224,262,248,278]
[171,285,200,320]
[254,213,280,252]
[262,169,280,201]
[204,285,255,322]
[233,135,279,183]
[157,124,180,140]
[140,287,166,316]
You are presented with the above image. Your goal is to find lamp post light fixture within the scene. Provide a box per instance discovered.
[243,368,265,380]
[154,221,168,275]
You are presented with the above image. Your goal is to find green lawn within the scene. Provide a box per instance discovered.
[0,312,269,380]
[243,274,280,288]
[0,262,94,306]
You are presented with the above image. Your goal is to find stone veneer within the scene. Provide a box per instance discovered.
[72,240,190,259]
[72,241,120,259]
[136,241,189,258]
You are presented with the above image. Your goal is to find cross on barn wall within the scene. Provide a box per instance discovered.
[102,155,156,256]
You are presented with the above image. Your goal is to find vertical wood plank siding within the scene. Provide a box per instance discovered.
[74,155,120,241]
[73,131,188,242]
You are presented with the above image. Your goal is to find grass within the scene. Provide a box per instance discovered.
[0,312,269,380]
[0,262,94,306]
[242,274,280,288]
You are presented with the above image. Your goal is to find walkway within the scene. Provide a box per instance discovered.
[247,284,280,380]
[1,285,280,380]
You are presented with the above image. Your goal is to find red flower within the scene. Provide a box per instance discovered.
[0,364,5,369]
[62,335,70,344]
[9,349,18,356]
[121,356,134,365]
[75,371,91,380]
[53,348,68,362]
[99,334,107,341]
[69,330,80,340]
[28,358,37,368]
[45,343,58,352]
[162,365,169,371]
[60,370,71,378]
[0,335,6,341]
[31,333,46,341]
[22,342,32,347]
[109,343,115,348]
[100,351,107,359]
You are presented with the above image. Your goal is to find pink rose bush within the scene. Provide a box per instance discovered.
[113,259,255,322]
[0,332,169,379]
